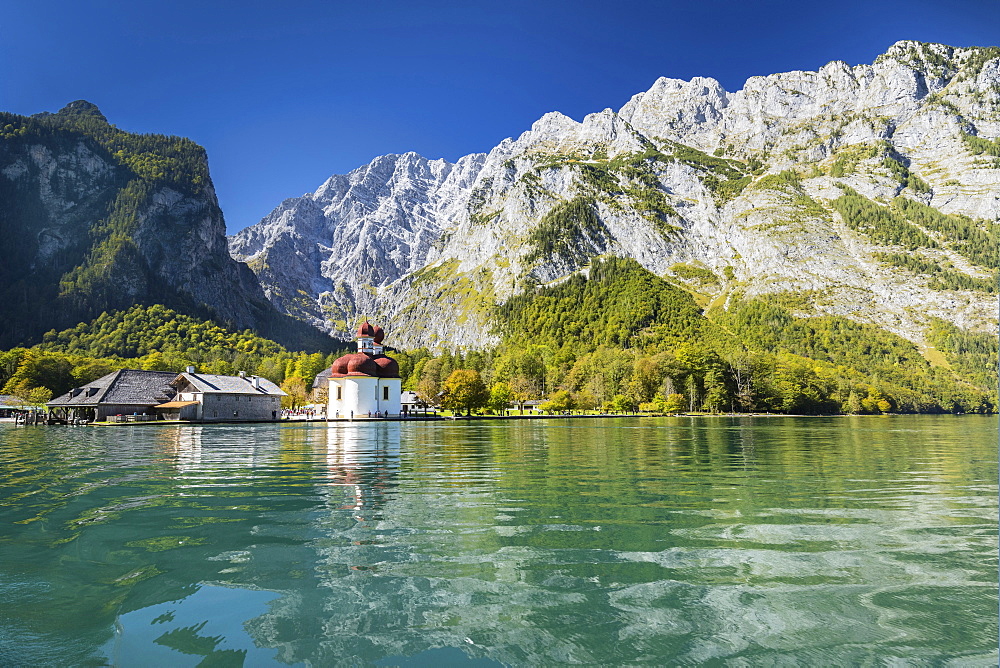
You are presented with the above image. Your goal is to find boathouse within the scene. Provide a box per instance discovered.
[166,370,286,421]
[328,321,401,418]
[47,369,178,422]
[0,395,28,418]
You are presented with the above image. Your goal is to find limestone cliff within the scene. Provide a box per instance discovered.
[230,42,1000,350]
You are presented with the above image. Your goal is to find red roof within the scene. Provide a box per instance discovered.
[330,352,379,377]
[373,355,399,378]
[356,320,377,338]
[330,352,400,378]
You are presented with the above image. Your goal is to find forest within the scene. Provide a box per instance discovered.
[1,305,348,409]
[2,257,994,416]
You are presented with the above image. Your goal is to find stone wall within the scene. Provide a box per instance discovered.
[198,393,281,421]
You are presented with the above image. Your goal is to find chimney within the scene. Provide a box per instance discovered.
[238,371,246,379]
[186,366,195,374]
[253,375,261,390]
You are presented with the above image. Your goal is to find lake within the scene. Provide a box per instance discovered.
[0,416,996,666]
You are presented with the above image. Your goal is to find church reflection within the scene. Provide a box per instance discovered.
[323,423,401,524]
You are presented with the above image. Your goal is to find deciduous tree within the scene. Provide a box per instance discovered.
[441,369,489,416]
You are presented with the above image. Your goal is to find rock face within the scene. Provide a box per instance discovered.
[0,101,337,351]
[230,41,1000,350]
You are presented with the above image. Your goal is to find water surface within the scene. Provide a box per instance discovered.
[0,416,996,665]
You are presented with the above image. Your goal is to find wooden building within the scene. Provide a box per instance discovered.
[47,370,178,422]
[0,395,27,418]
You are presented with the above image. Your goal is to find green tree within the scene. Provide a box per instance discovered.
[605,394,635,413]
[663,393,687,414]
[573,389,598,412]
[415,357,445,406]
[72,359,117,384]
[140,351,172,371]
[631,355,662,402]
[280,376,308,410]
[441,369,489,416]
[539,389,574,414]
[0,348,29,389]
[26,386,53,408]
[2,351,74,398]
[843,390,862,415]
[293,352,327,388]
[488,382,514,413]
[702,368,731,413]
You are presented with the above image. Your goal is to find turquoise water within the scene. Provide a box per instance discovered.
[0,416,996,665]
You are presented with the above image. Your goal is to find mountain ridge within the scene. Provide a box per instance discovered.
[231,40,999,351]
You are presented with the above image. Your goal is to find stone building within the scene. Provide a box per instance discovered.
[311,367,332,401]
[328,321,401,418]
[168,370,286,421]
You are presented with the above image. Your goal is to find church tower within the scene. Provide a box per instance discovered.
[327,321,402,418]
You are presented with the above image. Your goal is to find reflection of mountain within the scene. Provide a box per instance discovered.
[104,584,284,665]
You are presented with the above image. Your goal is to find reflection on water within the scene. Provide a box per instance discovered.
[324,423,400,523]
[106,584,283,666]
[0,417,996,665]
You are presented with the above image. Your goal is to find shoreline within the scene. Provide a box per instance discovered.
[7,412,990,428]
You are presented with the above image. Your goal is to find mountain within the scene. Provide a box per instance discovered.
[0,101,338,352]
[232,41,999,352]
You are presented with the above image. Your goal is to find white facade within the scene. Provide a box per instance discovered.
[329,376,401,418]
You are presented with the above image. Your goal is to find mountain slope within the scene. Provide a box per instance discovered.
[231,41,1000,350]
[0,101,338,351]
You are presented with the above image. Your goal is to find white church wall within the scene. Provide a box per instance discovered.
[374,378,401,415]
[329,377,402,417]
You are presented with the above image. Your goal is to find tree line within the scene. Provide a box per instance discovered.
[1,304,348,409]
[402,257,995,415]
[3,258,994,417]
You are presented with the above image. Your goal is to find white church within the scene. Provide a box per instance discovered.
[327,321,402,418]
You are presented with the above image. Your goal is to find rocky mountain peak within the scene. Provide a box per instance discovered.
[231,41,1000,350]
[52,100,109,124]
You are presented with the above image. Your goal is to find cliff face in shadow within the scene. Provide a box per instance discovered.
[0,101,338,352]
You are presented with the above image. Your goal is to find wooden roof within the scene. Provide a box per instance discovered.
[48,370,177,407]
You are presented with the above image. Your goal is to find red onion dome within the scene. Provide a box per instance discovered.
[356,320,377,338]
[372,325,385,344]
[373,355,400,378]
[330,352,379,377]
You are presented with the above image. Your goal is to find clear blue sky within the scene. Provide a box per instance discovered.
[4,0,999,233]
